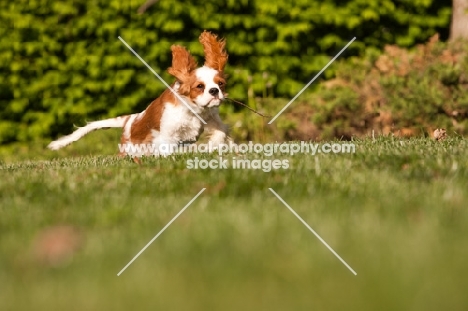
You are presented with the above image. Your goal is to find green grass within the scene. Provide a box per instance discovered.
[1,131,468,310]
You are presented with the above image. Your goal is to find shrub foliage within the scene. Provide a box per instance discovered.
[302,35,468,140]
[0,0,452,143]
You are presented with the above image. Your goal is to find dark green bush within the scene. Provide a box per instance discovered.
[0,0,451,143]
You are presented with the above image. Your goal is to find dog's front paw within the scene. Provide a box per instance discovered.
[152,141,179,157]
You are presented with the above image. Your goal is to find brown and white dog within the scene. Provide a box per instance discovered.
[48,31,230,156]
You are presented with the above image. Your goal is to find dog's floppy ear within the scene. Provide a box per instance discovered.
[199,30,228,72]
[167,45,198,81]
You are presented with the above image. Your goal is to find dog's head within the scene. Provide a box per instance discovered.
[168,31,228,108]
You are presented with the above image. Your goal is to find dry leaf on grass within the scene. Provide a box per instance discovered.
[433,128,447,141]
[32,225,83,267]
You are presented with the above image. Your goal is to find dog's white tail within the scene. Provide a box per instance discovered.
[48,115,130,150]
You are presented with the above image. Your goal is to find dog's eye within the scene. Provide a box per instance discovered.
[218,82,224,87]
[196,84,204,89]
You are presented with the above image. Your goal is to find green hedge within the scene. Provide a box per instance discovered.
[0,0,451,143]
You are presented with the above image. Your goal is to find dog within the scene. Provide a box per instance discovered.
[48,31,230,156]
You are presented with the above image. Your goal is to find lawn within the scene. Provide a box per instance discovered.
[1,131,467,310]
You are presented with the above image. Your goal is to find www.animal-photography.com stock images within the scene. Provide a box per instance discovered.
[1,1,468,310]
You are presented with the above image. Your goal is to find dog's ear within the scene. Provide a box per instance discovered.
[168,45,198,82]
[199,30,228,72]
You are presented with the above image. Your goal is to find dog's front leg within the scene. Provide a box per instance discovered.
[151,136,179,156]
[204,108,231,152]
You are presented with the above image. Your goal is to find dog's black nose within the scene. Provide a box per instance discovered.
[209,88,219,96]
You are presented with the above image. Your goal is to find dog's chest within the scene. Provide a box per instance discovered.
[159,104,204,141]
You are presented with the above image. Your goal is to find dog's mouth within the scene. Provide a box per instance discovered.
[206,97,222,107]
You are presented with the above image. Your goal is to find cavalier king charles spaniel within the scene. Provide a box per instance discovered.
[48,31,230,156]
